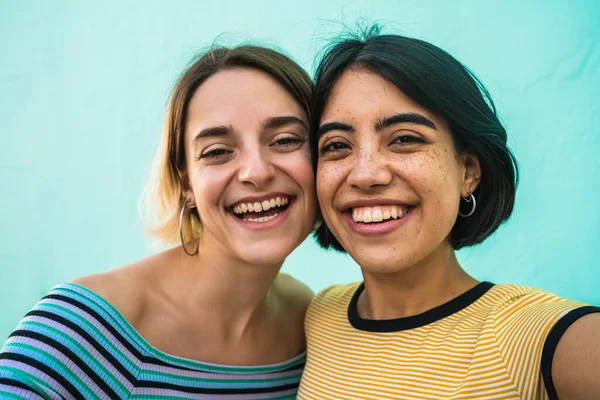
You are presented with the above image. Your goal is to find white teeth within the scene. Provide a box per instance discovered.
[232,196,291,215]
[372,209,383,222]
[261,200,271,211]
[246,213,279,223]
[351,205,411,224]
[363,210,372,223]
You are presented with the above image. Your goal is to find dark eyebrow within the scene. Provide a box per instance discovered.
[263,116,308,131]
[317,122,355,137]
[375,112,437,131]
[192,125,231,145]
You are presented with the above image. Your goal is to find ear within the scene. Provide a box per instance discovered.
[177,167,195,207]
[460,151,481,197]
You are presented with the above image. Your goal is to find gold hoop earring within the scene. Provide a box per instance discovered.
[179,199,198,256]
[458,193,477,218]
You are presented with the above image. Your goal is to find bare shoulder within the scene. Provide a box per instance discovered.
[71,249,174,325]
[274,273,314,312]
[552,312,600,399]
[272,274,314,353]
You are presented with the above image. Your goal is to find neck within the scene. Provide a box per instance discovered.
[359,244,478,320]
[163,237,283,338]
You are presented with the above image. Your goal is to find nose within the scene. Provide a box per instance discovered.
[238,148,275,188]
[347,146,392,190]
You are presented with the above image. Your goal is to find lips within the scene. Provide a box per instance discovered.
[338,200,416,235]
[351,205,410,223]
[229,194,293,223]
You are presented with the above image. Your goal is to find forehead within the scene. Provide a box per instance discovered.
[321,69,437,125]
[186,68,306,131]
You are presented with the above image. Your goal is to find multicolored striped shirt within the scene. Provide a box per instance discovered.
[298,281,600,400]
[0,283,305,399]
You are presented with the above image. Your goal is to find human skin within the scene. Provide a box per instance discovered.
[73,68,316,365]
[316,69,480,317]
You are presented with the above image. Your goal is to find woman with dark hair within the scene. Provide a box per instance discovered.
[0,45,316,399]
[299,26,600,399]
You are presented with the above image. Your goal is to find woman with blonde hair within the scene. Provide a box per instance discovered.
[0,44,316,399]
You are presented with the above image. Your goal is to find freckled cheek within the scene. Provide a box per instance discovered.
[315,164,343,220]
[401,152,460,192]
[393,154,461,229]
[316,164,343,200]
[422,185,461,231]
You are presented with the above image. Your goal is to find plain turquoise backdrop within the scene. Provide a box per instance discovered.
[1,0,599,340]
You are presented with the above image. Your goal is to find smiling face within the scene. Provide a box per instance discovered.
[316,69,479,274]
[182,68,317,266]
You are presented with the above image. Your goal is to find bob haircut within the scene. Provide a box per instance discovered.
[311,25,519,251]
[143,45,313,245]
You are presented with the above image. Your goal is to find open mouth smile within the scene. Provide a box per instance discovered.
[230,195,293,223]
[343,204,415,235]
[350,205,413,223]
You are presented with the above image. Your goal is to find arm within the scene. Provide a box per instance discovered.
[550,312,600,400]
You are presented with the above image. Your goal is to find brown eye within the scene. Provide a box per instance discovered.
[392,135,425,144]
[319,140,350,155]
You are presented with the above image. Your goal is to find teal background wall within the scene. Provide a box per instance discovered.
[1,1,599,340]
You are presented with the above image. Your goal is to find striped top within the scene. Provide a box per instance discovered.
[298,281,600,400]
[0,283,305,400]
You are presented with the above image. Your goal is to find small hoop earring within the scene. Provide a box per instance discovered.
[458,193,477,217]
[179,199,198,256]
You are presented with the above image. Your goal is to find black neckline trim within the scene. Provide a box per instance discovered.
[348,281,495,332]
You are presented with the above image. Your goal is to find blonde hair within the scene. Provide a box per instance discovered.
[142,45,313,246]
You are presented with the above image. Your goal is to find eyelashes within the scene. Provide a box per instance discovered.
[197,134,307,162]
[198,148,232,160]
[271,136,307,148]
[319,139,350,155]
[392,135,426,145]
[318,134,426,156]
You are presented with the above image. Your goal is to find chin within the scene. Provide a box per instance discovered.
[346,246,418,275]
[353,258,406,275]
[239,238,303,267]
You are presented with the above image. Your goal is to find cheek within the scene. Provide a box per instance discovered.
[408,150,463,222]
[402,149,461,189]
[191,168,229,207]
[279,153,315,194]
[316,163,343,204]
[316,162,350,228]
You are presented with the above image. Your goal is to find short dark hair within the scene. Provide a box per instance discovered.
[311,25,519,251]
